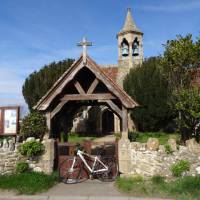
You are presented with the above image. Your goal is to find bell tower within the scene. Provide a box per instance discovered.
[116,8,143,87]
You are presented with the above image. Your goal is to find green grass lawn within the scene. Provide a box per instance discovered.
[116,176,200,200]
[0,172,58,194]
[130,132,180,145]
[68,134,97,143]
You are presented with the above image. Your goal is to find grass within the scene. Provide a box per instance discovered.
[131,132,180,145]
[0,172,58,195]
[68,134,97,143]
[116,176,200,200]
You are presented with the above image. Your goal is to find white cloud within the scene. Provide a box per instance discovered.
[137,1,200,12]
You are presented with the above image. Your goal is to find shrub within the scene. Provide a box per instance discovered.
[151,175,165,184]
[170,160,190,177]
[164,144,173,154]
[18,140,44,158]
[114,132,122,140]
[128,131,138,142]
[20,112,48,140]
[16,162,29,173]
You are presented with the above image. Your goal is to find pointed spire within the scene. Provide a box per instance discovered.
[120,8,142,34]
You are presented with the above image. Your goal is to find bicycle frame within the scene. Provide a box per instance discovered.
[71,150,108,174]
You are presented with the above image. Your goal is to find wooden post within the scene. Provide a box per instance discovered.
[122,106,128,133]
[46,112,51,138]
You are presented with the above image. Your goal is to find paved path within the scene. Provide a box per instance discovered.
[0,180,172,200]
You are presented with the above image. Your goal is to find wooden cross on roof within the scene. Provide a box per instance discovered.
[77,37,92,64]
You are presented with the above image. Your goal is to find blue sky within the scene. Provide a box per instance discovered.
[0,0,200,112]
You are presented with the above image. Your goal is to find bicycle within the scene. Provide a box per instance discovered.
[59,149,118,184]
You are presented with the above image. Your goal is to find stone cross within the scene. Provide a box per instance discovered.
[77,37,92,64]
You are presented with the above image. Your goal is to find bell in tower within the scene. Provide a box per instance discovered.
[132,38,139,56]
[121,39,129,57]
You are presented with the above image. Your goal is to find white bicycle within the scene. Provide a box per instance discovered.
[59,149,118,184]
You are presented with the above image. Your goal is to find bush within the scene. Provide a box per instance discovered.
[16,162,29,173]
[151,175,165,184]
[20,112,47,140]
[164,144,173,154]
[171,160,190,177]
[18,140,44,158]
[128,131,138,142]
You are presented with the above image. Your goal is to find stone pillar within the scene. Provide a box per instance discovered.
[118,131,131,175]
[42,137,55,174]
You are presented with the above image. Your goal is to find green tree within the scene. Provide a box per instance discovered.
[124,57,172,131]
[20,111,48,140]
[162,34,200,92]
[173,89,200,142]
[22,59,74,110]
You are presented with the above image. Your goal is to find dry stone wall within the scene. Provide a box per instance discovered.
[0,136,55,175]
[119,136,200,178]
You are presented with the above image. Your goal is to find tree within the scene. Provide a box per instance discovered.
[124,57,172,132]
[20,111,48,140]
[22,59,74,110]
[173,89,200,142]
[162,34,200,92]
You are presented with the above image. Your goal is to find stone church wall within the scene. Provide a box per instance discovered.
[119,136,200,177]
[0,136,54,175]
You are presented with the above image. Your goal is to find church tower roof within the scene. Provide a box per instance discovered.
[118,8,142,35]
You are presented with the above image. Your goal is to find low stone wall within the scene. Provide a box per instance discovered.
[119,134,200,177]
[0,135,55,175]
[0,139,20,175]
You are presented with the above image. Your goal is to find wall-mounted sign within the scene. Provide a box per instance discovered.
[0,106,20,135]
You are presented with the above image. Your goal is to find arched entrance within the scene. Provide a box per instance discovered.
[102,109,114,134]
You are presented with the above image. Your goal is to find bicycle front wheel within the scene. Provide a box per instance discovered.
[97,157,119,182]
[59,157,82,184]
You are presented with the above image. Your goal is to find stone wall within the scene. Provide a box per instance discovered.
[0,135,55,175]
[119,135,200,177]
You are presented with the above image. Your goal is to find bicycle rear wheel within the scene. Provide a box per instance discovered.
[97,157,119,182]
[59,157,83,184]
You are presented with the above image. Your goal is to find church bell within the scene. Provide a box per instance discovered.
[132,42,139,56]
[122,44,129,56]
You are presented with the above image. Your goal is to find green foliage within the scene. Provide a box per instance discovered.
[164,144,173,154]
[114,132,122,140]
[173,88,200,142]
[128,131,180,145]
[151,175,165,184]
[60,132,68,143]
[22,59,74,110]
[162,34,200,91]
[0,172,58,194]
[116,176,200,200]
[16,162,29,173]
[18,140,44,158]
[171,160,190,177]
[20,112,47,140]
[124,57,172,131]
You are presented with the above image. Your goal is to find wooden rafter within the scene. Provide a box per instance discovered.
[61,93,116,101]
[87,78,99,94]
[51,101,68,119]
[105,100,122,118]
[74,81,85,94]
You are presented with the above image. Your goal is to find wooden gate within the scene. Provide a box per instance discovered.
[56,140,118,179]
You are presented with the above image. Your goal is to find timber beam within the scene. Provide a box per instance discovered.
[61,93,116,101]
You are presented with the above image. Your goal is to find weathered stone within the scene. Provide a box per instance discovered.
[196,166,200,174]
[146,138,159,151]
[159,145,165,153]
[186,138,200,153]
[168,138,177,151]
[33,167,42,172]
[26,137,35,142]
